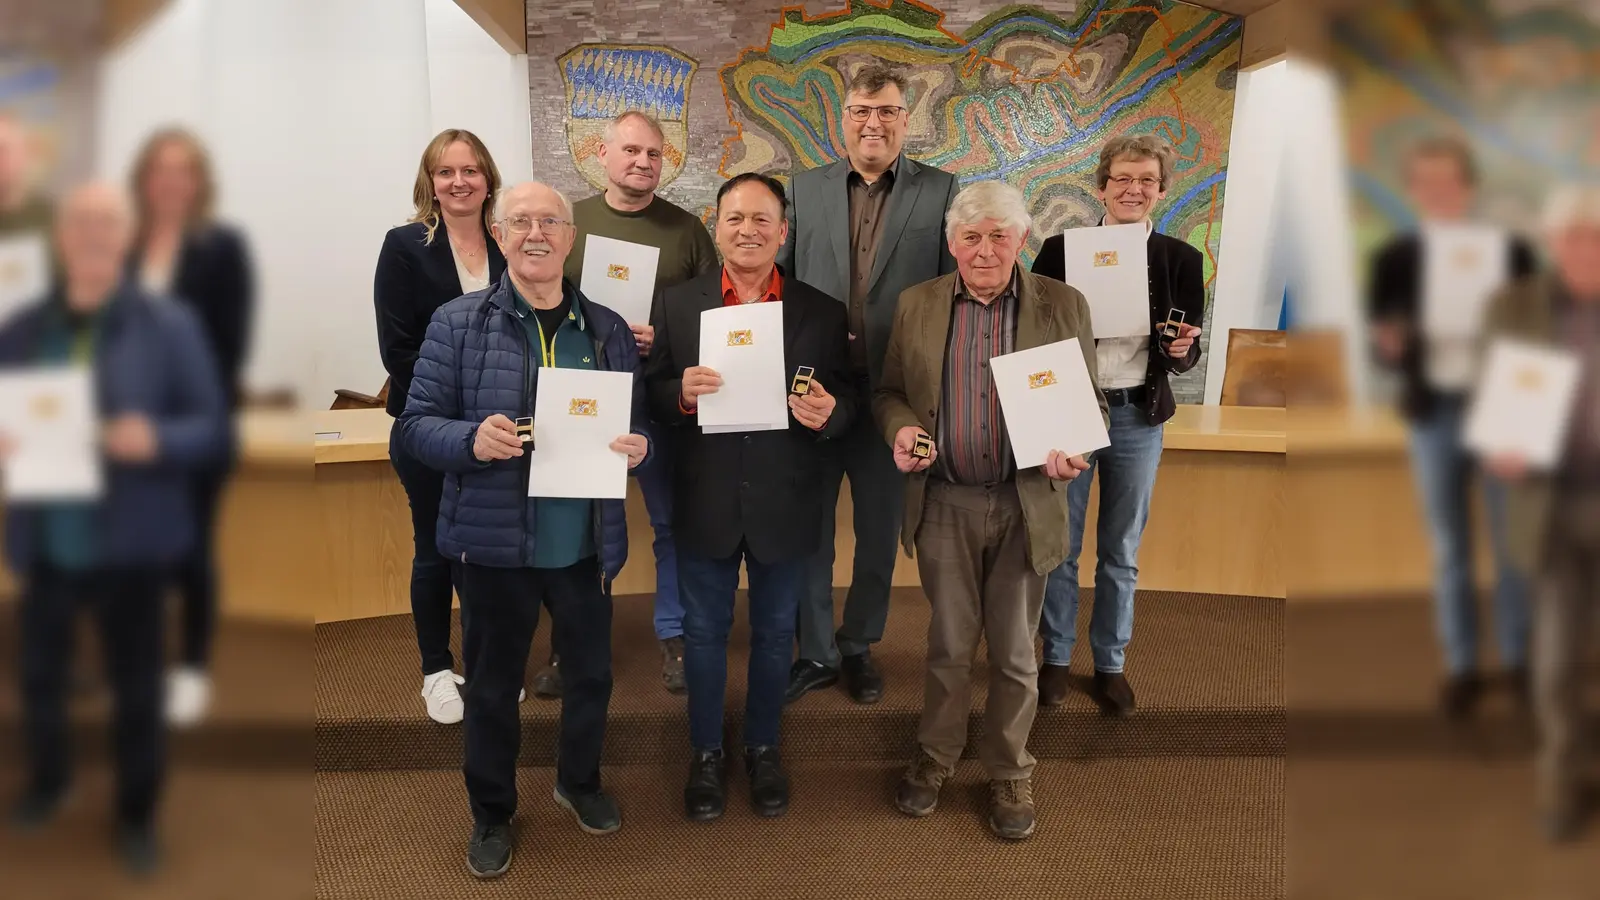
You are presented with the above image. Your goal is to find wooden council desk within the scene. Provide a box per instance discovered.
[310,406,1288,623]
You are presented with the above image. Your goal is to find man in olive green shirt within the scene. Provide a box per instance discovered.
[549,110,717,698]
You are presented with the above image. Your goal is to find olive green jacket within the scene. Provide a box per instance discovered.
[1481,273,1561,572]
[873,266,1108,575]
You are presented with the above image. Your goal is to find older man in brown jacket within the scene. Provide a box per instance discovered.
[1479,184,1600,843]
[874,180,1108,841]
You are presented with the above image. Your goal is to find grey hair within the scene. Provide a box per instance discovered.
[492,182,574,225]
[602,111,665,145]
[945,180,1032,240]
[1541,184,1600,235]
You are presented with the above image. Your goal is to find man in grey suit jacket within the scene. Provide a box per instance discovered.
[777,62,959,705]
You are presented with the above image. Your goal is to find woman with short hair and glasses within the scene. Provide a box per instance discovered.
[374,129,507,724]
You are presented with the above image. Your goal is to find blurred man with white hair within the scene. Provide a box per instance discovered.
[874,179,1106,840]
[1480,183,1600,842]
[1,182,228,874]
[401,181,653,877]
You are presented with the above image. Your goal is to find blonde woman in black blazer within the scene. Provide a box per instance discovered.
[374,129,507,724]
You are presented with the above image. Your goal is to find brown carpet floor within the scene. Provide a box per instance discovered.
[315,588,1285,770]
[314,757,1284,900]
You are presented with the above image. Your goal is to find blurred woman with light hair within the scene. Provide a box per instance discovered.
[128,127,254,728]
[1479,182,1600,842]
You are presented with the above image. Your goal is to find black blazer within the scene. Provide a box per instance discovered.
[374,221,507,417]
[131,224,254,408]
[1367,231,1538,420]
[1032,228,1204,425]
[644,268,858,564]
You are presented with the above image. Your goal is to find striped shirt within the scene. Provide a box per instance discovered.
[935,270,1019,485]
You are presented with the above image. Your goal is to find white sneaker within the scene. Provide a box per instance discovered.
[166,667,211,728]
[519,688,526,703]
[421,670,466,724]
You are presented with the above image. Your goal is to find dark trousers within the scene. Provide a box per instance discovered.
[18,565,166,826]
[679,543,804,751]
[176,465,229,668]
[391,420,458,675]
[457,557,612,826]
[801,411,904,666]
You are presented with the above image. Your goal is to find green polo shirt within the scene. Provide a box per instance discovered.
[511,282,599,570]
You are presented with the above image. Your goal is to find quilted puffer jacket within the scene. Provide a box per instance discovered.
[398,273,651,583]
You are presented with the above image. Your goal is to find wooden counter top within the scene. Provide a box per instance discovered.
[311,404,1289,464]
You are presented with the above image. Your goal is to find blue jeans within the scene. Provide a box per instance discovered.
[679,543,804,751]
[1407,398,1529,674]
[636,441,682,640]
[1040,404,1164,673]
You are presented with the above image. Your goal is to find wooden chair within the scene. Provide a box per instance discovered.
[1220,329,1287,407]
[331,378,390,411]
[1286,329,1349,407]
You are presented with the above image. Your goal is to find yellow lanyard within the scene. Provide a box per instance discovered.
[533,314,559,369]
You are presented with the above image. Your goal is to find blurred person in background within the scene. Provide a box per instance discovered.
[1367,137,1538,719]
[375,129,507,725]
[0,111,53,234]
[128,127,254,727]
[1,182,229,873]
[1030,134,1205,716]
[1480,184,1600,842]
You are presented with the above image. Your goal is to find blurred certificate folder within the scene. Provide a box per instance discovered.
[1423,224,1508,339]
[1464,338,1580,471]
[0,233,49,324]
[527,367,633,500]
[580,235,660,325]
[0,367,102,501]
[697,302,788,434]
[1057,223,1150,339]
[990,338,1110,467]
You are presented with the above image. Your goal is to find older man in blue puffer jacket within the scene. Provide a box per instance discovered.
[400,181,651,880]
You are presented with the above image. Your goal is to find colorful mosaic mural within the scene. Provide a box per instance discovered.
[1333,0,1600,256]
[528,0,1244,400]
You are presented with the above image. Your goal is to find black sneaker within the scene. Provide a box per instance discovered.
[117,822,160,876]
[1091,671,1136,717]
[553,785,621,835]
[531,654,562,699]
[1440,671,1484,721]
[8,784,67,832]
[467,823,513,879]
[783,660,838,705]
[684,748,727,822]
[744,745,790,817]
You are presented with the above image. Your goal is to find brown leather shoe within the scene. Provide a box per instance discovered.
[894,750,952,817]
[660,638,686,695]
[1038,664,1072,707]
[988,778,1036,840]
[1091,670,1136,716]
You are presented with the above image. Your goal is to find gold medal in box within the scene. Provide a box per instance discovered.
[911,432,933,459]
[790,365,815,396]
[515,416,534,446]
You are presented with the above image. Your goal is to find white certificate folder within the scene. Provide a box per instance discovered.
[1056,223,1150,339]
[696,302,789,434]
[1463,338,1581,471]
[579,235,660,325]
[0,367,103,502]
[1422,224,1509,339]
[989,338,1110,467]
[527,367,634,500]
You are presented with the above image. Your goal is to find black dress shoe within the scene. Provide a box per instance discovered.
[117,822,160,876]
[743,745,790,817]
[1091,671,1136,716]
[1440,671,1484,721]
[8,784,68,832]
[841,652,883,704]
[684,748,727,822]
[783,660,838,705]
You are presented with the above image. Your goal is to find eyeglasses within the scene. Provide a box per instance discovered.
[845,105,905,123]
[1108,175,1162,190]
[500,215,572,235]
